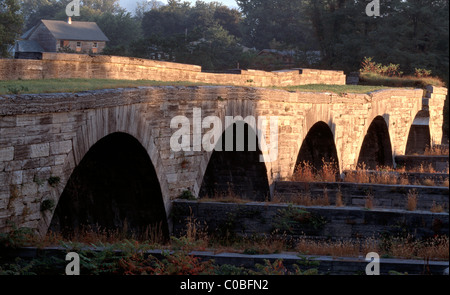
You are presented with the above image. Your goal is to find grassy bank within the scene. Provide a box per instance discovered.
[0,78,393,95]
[0,79,211,95]
[278,84,391,94]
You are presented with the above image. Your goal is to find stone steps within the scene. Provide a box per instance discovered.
[273,181,449,212]
[172,200,449,241]
[3,246,448,275]
[395,155,449,173]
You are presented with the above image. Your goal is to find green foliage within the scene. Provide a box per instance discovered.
[57,45,76,53]
[360,57,403,77]
[272,205,327,234]
[249,258,320,275]
[0,78,211,95]
[47,176,60,187]
[0,0,24,57]
[40,199,55,212]
[0,257,36,275]
[0,222,35,249]
[415,68,432,78]
[137,0,244,70]
[6,85,29,94]
[214,263,249,275]
[170,236,203,252]
[149,251,216,275]
[250,259,287,275]
[77,246,125,274]
[178,190,196,200]
[237,0,315,50]
[388,270,409,275]
[33,174,45,186]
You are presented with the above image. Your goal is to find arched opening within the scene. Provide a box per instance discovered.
[199,121,270,201]
[405,110,431,155]
[357,116,393,169]
[294,121,339,179]
[49,132,169,240]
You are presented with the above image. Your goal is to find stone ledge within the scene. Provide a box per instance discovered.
[3,246,448,275]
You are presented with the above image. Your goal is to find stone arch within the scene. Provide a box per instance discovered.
[198,121,271,201]
[294,121,340,177]
[405,110,431,155]
[38,105,171,236]
[195,99,273,200]
[49,132,169,239]
[357,115,393,169]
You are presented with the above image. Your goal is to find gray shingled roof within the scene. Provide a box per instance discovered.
[15,40,44,52]
[41,20,109,42]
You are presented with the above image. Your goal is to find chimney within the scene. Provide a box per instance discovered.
[68,17,72,24]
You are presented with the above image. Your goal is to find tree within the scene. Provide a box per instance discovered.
[237,0,313,50]
[94,10,141,49]
[0,0,24,57]
[20,0,67,30]
[183,24,242,70]
[134,0,162,21]
[213,5,242,38]
[139,0,245,70]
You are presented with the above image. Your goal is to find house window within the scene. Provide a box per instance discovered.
[92,42,98,48]
[76,42,82,48]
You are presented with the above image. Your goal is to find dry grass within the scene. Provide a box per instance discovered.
[344,163,411,185]
[292,160,338,183]
[22,219,448,262]
[386,235,449,260]
[423,145,449,156]
[295,235,449,260]
[179,214,209,251]
[344,163,370,183]
[417,163,437,174]
[344,162,448,187]
[58,221,167,246]
[295,193,330,206]
[359,72,445,88]
[272,191,330,207]
[430,201,445,213]
[335,191,344,207]
[365,194,374,210]
[200,184,257,204]
[292,161,316,182]
[422,178,436,186]
[406,189,418,211]
[443,179,449,187]
[296,238,362,257]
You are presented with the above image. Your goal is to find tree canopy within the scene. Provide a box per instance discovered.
[0,0,23,57]
[6,0,449,81]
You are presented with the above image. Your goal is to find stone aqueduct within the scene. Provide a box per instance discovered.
[0,54,447,236]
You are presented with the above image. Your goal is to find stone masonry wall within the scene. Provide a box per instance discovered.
[0,53,346,87]
[425,86,448,146]
[172,200,449,240]
[0,86,441,236]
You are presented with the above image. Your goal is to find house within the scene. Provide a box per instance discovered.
[13,40,45,59]
[15,18,109,58]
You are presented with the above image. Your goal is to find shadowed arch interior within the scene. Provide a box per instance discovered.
[357,116,393,169]
[295,121,339,175]
[49,132,169,239]
[199,121,270,201]
[405,110,431,155]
